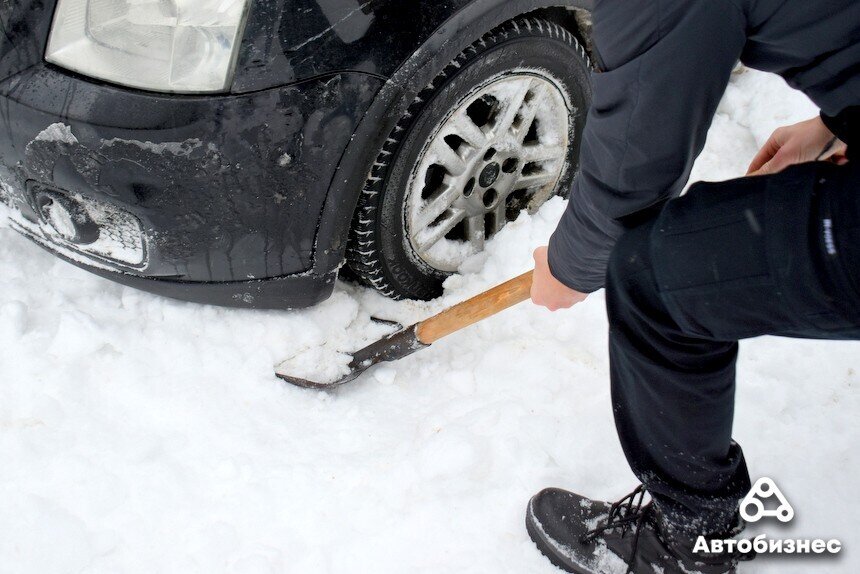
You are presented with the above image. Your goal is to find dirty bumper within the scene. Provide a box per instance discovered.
[0,65,383,308]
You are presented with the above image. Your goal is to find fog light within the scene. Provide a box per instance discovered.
[32,187,146,267]
[35,192,100,245]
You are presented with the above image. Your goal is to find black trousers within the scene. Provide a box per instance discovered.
[605,161,860,535]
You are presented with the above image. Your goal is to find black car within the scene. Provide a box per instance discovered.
[0,0,593,308]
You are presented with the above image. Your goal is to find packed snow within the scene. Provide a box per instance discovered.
[33,123,78,145]
[276,346,355,386]
[1,69,857,573]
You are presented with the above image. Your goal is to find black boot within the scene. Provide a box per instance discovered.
[526,486,750,574]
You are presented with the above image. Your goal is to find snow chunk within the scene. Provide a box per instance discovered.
[48,310,107,359]
[275,346,353,386]
[34,123,78,145]
[372,365,397,385]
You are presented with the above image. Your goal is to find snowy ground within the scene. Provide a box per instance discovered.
[1,70,857,573]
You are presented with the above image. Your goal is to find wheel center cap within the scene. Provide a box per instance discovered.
[478,162,501,188]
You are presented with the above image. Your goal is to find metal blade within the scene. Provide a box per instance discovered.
[276,325,428,389]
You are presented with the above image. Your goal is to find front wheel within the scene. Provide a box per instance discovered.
[346,17,592,300]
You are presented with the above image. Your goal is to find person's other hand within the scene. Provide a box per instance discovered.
[747,116,848,176]
[531,246,587,311]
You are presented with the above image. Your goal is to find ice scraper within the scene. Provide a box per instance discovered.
[276,270,533,389]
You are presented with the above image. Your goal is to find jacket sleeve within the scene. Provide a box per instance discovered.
[547,0,747,292]
[821,106,859,159]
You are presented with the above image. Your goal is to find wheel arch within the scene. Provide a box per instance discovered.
[312,0,593,275]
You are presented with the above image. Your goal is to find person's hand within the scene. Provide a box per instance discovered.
[531,246,587,311]
[747,116,848,176]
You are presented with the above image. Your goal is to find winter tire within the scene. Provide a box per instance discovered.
[346,17,592,300]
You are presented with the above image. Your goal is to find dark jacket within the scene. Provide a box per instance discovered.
[548,0,860,293]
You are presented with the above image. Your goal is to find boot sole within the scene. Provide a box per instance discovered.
[525,497,595,574]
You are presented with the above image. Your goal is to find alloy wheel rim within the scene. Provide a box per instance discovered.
[405,70,571,273]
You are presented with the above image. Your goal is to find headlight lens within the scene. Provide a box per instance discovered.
[46,0,249,93]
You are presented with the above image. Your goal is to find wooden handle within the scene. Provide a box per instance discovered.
[415,270,533,344]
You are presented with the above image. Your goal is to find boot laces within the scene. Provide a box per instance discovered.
[580,485,653,573]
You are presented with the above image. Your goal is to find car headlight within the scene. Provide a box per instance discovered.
[45,0,250,93]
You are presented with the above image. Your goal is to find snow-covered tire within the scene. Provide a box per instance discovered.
[345,17,592,300]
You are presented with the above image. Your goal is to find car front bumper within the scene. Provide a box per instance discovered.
[0,65,383,308]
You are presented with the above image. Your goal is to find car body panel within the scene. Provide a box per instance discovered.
[0,0,53,83]
[0,65,381,306]
[235,0,472,91]
[235,0,592,92]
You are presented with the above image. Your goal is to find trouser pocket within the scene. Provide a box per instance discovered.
[650,164,855,340]
[814,162,860,324]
